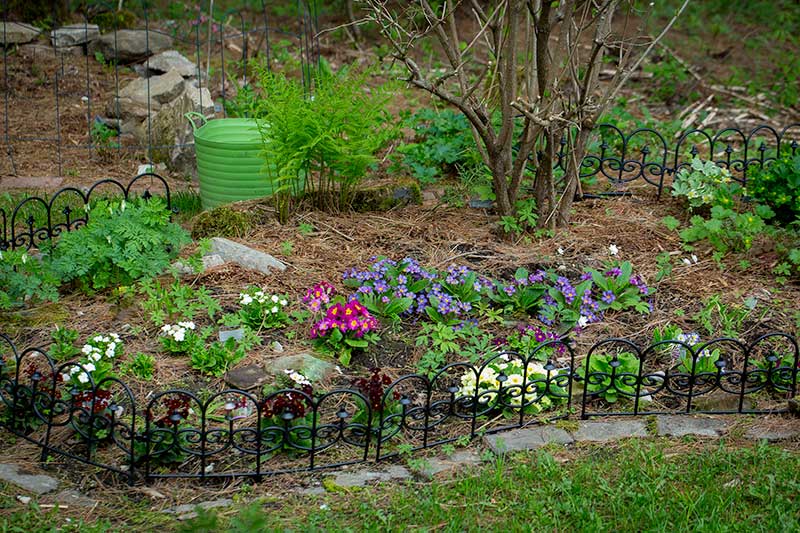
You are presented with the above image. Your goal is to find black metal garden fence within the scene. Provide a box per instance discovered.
[1,0,319,178]
[0,172,172,251]
[0,330,796,484]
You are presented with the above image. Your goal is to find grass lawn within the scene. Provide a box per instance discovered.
[5,438,792,532]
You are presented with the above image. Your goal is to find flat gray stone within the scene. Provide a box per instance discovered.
[144,50,198,78]
[90,29,172,63]
[225,364,269,391]
[51,24,99,48]
[691,391,753,412]
[164,498,233,520]
[210,237,286,274]
[656,416,729,438]
[483,426,573,454]
[413,450,483,479]
[264,353,336,383]
[0,464,59,495]
[0,22,41,45]
[119,69,185,106]
[745,426,800,442]
[332,465,410,487]
[182,83,215,116]
[51,489,97,508]
[171,253,225,275]
[572,419,648,442]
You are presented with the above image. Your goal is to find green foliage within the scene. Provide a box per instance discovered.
[582,351,641,403]
[655,252,673,282]
[49,326,79,361]
[236,288,291,331]
[644,56,692,104]
[499,198,539,237]
[256,66,398,221]
[90,121,120,160]
[393,108,482,184]
[672,159,739,211]
[190,338,247,377]
[661,215,681,231]
[138,278,222,327]
[679,204,774,253]
[124,352,156,380]
[0,249,60,310]
[693,295,751,338]
[50,198,190,291]
[747,155,800,224]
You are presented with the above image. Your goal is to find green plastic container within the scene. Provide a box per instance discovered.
[187,112,274,210]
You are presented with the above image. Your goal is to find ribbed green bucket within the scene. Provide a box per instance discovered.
[187,112,274,210]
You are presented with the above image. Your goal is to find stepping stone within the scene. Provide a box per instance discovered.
[50,489,98,508]
[0,22,41,45]
[412,449,483,479]
[51,24,99,48]
[571,419,648,442]
[745,426,800,442]
[483,426,573,454]
[163,498,233,520]
[656,416,729,438]
[331,465,411,488]
[224,364,269,391]
[0,464,59,495]
[210,237,287,275]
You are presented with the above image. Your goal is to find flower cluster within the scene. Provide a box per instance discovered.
[149,396,192,427]
[303,281,336,312]
[284,368,311,387]
[502,324,566,357]
[262,388,313,419]
[310,301,379,340]
[72,389,112,414]
[353,368,399,411]
[62,333,122,389]
[238,287,290,330]
[457,355,557,413]
[160,322,201,354]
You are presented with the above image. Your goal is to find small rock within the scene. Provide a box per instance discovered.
[412,450,483,479]
[331,465,411,488]
[264,353,336,383]
[656,416,729,438]
[469,199,494,209]
[119,69,185,106]
[16,495,31,504]
[171,253,226,275]
[107,96,161,121]
[571,419,648,442]
[484,426,574,454]
[90,29,172,63]
[691,391,753,412]
[143,50,199,78]
[218,328,244,342]
[164,498,233,520]
[210,237,287,274]
[422,191,437,203]
[51,24,99,48]
[0,464,59,495]
[225,364,269,391]
[51,489,97,508]
[745,426,800,442]
[181,83,215,116]
[0,22,41,45]
[272,341,284,353]
[300,486,327,495]
[18,44,56,59]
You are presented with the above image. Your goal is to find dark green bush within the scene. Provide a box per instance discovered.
[747,155,800,224]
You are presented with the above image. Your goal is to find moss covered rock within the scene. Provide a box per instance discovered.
[191,205,254,239]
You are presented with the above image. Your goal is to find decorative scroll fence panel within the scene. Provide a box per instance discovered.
[0,172,172,251]
[0,0,319,178]
[0,331,796,484]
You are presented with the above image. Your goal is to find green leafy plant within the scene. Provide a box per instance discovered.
[124,352,156,380]
[138,277,222,326]
[672,158,740,211]
[236,288,291,331]
[747,154,800,224]
[679,204,774,254]
[190,338,247,377]
[256,66,398,221]
[90,121,120,160]
[581,351,641,403]
[0,249,60,310]
[50,198,190,291]
[692,295,750,338]
[49,326,80,361]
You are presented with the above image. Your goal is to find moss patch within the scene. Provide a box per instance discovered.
[191,205,254,239]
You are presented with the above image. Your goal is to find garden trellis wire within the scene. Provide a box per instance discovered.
[0,331,796,484]
[0,0,319,177]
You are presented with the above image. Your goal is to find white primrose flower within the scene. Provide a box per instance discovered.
[91,352,102,362]
[173,329,186,342]
[578,315,590,329]
[271,295,279,303]
[557,247,564,255]
[84,363,96,373]
[682,258,691,266]
[271,306,279,314]
[161,324,171,333]
[240,294,254,305]
[77,372,89,384]
[609,244,619,256]
[81,344,94,355]
[178,321,196,330]
[279,299,288,306]
[507,374,525,386]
